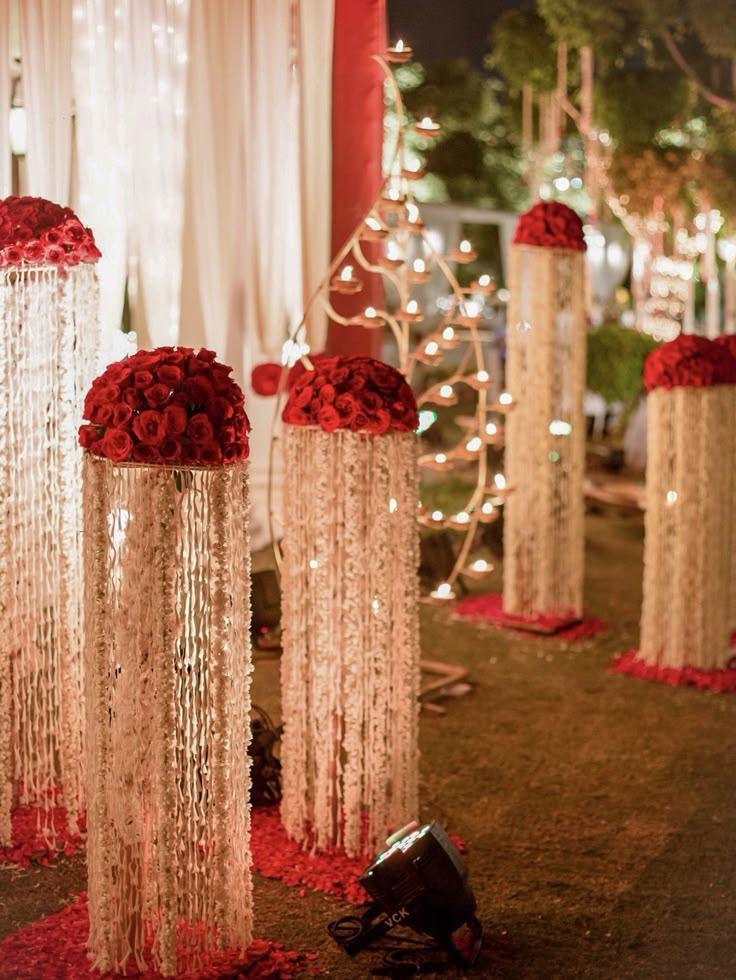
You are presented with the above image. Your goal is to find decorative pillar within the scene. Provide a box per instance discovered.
[80,348,253,977]
[715,333,736,633]
[503,202,587,619]
[0,196,100,846]
[279,355,420,857]
[613,336,736,689]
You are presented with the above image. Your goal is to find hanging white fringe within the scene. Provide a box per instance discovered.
[640,387,735,669]
[83,457,252,977]
[503,245,586,618]
[0,265,99,846]
[279,427,420,858]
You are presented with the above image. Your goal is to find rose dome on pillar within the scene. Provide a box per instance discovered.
[0,195,101,849]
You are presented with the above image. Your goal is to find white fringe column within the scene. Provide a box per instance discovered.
[640,385,735,669]
[279,358,421,858]
[0,258,100,846]
[503,220,587,619]
[84,457,252,976]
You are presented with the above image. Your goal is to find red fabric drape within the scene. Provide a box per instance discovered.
[327,0,386,358]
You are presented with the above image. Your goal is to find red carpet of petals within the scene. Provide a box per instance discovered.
[251,806,373,905]
[0,801,85,868]
[453,592,606,641]
[251,807,466,906]
[0,893,310,979]
[610,649,736,694]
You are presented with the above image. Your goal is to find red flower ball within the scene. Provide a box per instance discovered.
[79,346,250,466]
[643,334,736,392]
[512,201,586,251]
[0,195,101,268]
[282,355,418,435]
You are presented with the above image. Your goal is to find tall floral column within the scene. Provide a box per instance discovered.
[715,333,736,633]
[80,348,253,976]
[279,355,420,858]
[613,336,736,690]
[503,202,587,620]
[0,196,100,847]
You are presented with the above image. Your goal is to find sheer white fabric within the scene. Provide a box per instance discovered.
[72,0,129,366]
[0,3,11,197]
[18,0,73,202]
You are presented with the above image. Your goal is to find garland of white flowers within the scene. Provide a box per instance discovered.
[279,427,420,857]
[503,246,586,619]
[640,387,735,669]
[83,456,252,977]
[0,265,99,846]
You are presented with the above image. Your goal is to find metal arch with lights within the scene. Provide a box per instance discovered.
[328,821,482,971]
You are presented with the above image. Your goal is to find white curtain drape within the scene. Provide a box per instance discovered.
[72,0,129,367]
[0,3,11,198]
[297,0,333,353]
[123,0,190,347]
[19,0,73,203]
[186,0,245,360]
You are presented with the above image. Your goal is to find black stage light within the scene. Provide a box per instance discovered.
[330,821,482,971]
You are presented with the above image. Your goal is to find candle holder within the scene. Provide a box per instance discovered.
[0,196,100,849]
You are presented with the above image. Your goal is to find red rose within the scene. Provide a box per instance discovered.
[82,241,102,262]
[112,402,133,427]
[199,441,223,465]
[350,411,370,431]
[334,393,358,424]
[185,376,214,405]
[23,240,44,262]
[104,362,132,385]
[89,402,114,426]
[295,385,314,409]
[163,349,188,365]
[156,364,183,387]
[95,383,120,404]
[163,403,188,436]
[130,351,163,370]
[251,362,284,397]
[234,413,249,435]
[367,409,392,434]
[361,391,383,412]
[369,361,402,391]
[319,383,337,404]
[187,412,215,444]
[43,244,66,264]
[212,397,234,422]
[123,387,142,409]
[132,410,167,446]
[219,424,236,444]
[78,424,101,449]
[101,427,133,462]
[42,228,64,246]
[196,348,217,363]
[317,404,340,432]
[5,245,23,265]
[134,370,154,389]
[158,438,182,462]
[144,383,171,407]
[131,443,160,463]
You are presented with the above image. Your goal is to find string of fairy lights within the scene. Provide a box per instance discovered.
[270,39,513,600]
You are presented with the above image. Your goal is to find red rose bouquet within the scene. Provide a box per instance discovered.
[79,347,250,465]
[643,334,736,392]
[282,354,418,434]
[512,201,586,251]
[0,195,101,268]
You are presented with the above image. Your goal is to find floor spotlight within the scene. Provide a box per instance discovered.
[329,821,482,973]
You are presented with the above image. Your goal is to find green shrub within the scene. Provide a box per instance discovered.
[587,322,659,408]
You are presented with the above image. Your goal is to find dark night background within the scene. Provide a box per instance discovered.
[387,0,522,67]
